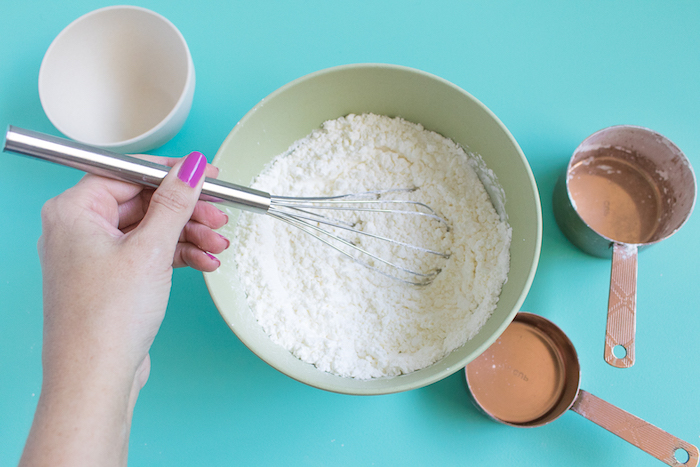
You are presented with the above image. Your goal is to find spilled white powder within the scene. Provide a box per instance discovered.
[231,114,511,379]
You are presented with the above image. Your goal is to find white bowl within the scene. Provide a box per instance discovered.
[38,6,195,153]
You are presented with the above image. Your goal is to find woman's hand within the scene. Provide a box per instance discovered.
[20,151,228,467]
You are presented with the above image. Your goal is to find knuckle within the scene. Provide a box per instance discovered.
[150,188,192,215]
[40,191,82,227]
[40,197,59,223]
[39,196,71,235]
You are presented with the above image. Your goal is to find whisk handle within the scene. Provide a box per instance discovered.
[3,125,271,214]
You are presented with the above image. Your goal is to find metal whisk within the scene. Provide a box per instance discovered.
[267,190,451,285]
[4,126,451,285]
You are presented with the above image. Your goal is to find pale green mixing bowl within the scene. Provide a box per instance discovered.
[205,64,542,395]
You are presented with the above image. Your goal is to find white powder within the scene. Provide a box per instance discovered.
[230,114,511,379]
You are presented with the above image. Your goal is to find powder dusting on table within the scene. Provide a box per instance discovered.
[229,114,511,379]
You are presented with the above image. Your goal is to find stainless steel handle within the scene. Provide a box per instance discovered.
[3,125,271,214]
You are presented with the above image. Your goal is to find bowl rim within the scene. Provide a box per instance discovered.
[205,63,542,394]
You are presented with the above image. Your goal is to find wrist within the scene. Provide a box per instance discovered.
[22,369,134,466]
[20,350,143,467]
[41,334,143,391]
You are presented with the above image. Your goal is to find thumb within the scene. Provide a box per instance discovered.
[135,151,207,250]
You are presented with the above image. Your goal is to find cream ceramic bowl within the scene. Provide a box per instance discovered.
[38,6,195,153]
[205,64,542,395]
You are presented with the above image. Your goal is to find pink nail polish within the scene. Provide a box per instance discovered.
[218,233,231,249]
[178,151,206,188]
[205,252,220,265]
[219,209,229,224]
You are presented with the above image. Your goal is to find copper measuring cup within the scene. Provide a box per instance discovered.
[553,125,696,368]
[465,312,698,467]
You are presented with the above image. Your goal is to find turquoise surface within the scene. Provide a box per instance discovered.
[1,1,698,466]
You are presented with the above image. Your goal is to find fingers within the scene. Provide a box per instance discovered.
[77,153,219,200]
[124,151,231,272]
[173,243,221,272]
[119,155,223,230]
[75,153,221,231]
[117,193,150,230]
[131,152,207,263]
[191,200,228,229]
[116,154,220,227]
[77,173,146,207]
[169,219,229,271]
[180,220,230,253]
[124,217,229,270]
[118,193,228,231]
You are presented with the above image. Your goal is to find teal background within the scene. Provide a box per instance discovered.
[1,1,698,466]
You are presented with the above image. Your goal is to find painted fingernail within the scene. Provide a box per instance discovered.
[218,233,231,249]
[205,252,220,265]
[219,209,229,224]
[178,151,207,188]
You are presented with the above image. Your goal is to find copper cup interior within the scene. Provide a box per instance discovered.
[465,312,580,427]
[566,126,695,246]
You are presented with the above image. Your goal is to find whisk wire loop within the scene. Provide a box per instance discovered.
[268,210,442,286]
[266,188,452,286]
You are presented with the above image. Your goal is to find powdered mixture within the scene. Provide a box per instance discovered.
[231,114,511,379]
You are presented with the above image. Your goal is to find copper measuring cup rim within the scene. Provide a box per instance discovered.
[464,312,699,467]
[565,124,697,248]
[464,312,579,427]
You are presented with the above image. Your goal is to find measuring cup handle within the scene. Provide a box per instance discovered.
[604,242,637,368]
[571,390,699,467]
